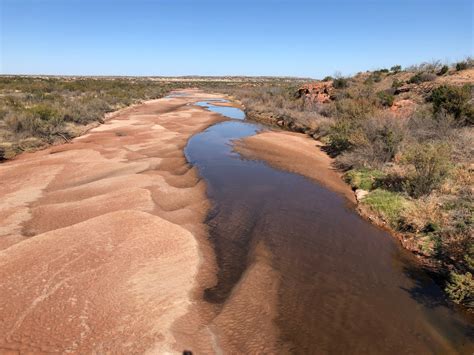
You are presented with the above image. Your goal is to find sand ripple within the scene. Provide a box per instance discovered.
[0,91,226,353]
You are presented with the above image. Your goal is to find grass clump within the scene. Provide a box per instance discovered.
[344,168,385,191]
[363,189,409,226]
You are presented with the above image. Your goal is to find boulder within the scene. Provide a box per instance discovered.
[355,189,369,202]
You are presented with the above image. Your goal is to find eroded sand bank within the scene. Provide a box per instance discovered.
[0,90,228,353]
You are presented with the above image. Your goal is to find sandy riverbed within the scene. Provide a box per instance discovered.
[0,90,228,353]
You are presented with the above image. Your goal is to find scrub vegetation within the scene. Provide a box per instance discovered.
[0,77,182,159]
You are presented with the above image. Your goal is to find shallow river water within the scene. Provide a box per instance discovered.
[185,99,473,354]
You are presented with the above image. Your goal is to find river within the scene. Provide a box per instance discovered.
[185,98,473,354]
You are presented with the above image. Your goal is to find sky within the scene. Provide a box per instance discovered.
[0,0,472,78]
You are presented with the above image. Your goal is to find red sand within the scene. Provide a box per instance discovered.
[0,90,227,353]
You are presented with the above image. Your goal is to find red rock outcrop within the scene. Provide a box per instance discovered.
[297,82,334,103]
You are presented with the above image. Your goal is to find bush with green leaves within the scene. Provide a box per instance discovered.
[337,117,404,168]
[364,119,403,163]
[402,142,451,198]
[430,85,473,125]
[408,72,437,84]
[332,97,376,121]
[391,79,403,89]
[445,272,473,307]
[390,65,402,73]
[437,65,449,76]
[327,119,354,153]
[333,77,349,89]
[377,91,394,107]
[455,61,469,71]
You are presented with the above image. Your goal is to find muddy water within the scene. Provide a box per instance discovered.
[185,100,474,354]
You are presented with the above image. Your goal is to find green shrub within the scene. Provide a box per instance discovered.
[391,79,403,89]
[333,77,349,89]
[377,91,395,107]
[430,85,473,125]
[408,72,437,84]
[363,189,408,226]
[437,65,449,76]
[391,65,402,73]
[402,142,451,198]
[445,272,474,306]
[63,97,111,124]
[455,61,469,71]
[322,76,333,82]
[6,112,41,134]
[350,117,404,165]
[371,123,402,161]
[328,119,353,153]
[365,71,384,84]
[333,98,376,121]
[28,104,60,121]
[373,173,406,192]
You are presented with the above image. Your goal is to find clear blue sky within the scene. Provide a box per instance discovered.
[1,0,472,78]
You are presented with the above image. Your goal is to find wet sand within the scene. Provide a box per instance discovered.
[0,90,226,353]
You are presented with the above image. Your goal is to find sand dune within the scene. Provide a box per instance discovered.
[0,90,226,353]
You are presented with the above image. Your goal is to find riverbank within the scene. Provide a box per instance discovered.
[0,90,228,353]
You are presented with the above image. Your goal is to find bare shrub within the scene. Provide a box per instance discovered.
[336,115,404,168]
[408,72,437,84]
[407,106,456,141]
